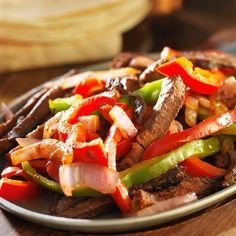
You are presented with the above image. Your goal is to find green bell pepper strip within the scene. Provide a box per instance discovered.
[120,137,221,188]
[21,161,103,197]
[49,95,82,114]
[217,123,236,135]
[131,79,163,105]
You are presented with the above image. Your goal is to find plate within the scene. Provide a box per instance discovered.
[0,59,236,233]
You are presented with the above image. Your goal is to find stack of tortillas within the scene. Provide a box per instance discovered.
[0,0,151,72]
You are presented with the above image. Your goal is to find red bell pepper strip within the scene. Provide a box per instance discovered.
[46,161,61,182]
[86,130,100,141]
[156,57,223,95]
[181,156,226,178]
[68,92,117,124]
[116,138,132,161]
[104,124,132,213]
[1,166,28,179]
[29,159,48,175]
[100,105,114,123]
[74,78,105,98]
[73,138,108,166]
[0,178,41,201]
[142,109,236,161]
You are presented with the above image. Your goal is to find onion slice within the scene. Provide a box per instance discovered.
[1,103,14,121]
[59,163,119,196]
[133,193,197,217]
[109,105,137,138]
[16,138,41,147]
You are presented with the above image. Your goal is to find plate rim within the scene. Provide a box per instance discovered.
[1,58,236,233]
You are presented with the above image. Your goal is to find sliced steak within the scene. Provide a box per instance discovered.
[105,75,139,95]
[214,153,230,169]
[129,56,154,70]
[139,59,165,83]
[223,151,236,187]
[0,87,67,155]
[50,196,116,219]
[131,176,222,211]
[110,52,143,69]
[117,76,185,171]
[50,195,88,215]
[130,166,185,193]
[0,88,48,138]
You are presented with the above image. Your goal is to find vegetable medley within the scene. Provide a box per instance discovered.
[0,47,236,218]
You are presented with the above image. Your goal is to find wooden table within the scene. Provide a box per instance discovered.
[1,64,236,236]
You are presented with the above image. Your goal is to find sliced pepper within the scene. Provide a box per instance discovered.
[132,79,163,105]
[0,178,41,201]
[121,137,221,188]
[73,138,108,166]
[116,138,132,160]
[157,57,223,95]
[21,161,102,197]
[74,78,105,98]
[217,123,236,135]
[68,92,117,124]
[49,95,82,114]
[104,124,132,213]
[181,156,226,177]
[142,110,236,161]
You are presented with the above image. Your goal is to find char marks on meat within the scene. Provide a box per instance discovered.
[0,87,67,155]
[105,75,139,95]
[131,176,222,211]
[117,76,185,171]
[50,195,116,219]
[0,88,48,139]
[130,167,185,193]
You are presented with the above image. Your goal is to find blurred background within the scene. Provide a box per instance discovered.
[0,0,236,73]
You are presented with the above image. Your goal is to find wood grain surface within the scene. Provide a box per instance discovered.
[0,64,236,236]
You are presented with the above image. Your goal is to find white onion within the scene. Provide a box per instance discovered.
[134,193,197,217]
[16,138,41,147]
[1,103,14,121]
[109,105,137,138]
[78,115,100,132]
[59,163,118,196]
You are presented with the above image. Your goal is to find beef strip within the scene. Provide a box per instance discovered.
[117,76,185,171]
[50,195,88,215]
[131,176,222,211]
[0,87,67,155]
[139,59,165,83]
[110,52,143,69]
[223,151,236,187]
[105,75,139,95]
[130,166,185,193]
[0,88,48,138]
[129,56,154,70]
[50,196,116,219]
